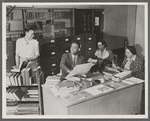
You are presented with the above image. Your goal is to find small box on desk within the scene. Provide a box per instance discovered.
[81,79,92,89]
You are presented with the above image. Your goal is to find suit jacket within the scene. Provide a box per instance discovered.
[121,55,145,80]
[60,53,85,81]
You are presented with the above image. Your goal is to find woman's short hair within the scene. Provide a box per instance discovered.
[24,27,35,32]
[126,46,137,55]
[98,40,107,48]
[71,41,80,48]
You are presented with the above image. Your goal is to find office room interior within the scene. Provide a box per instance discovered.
[4,4,147,117]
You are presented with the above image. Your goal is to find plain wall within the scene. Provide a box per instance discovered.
[127,5,137,46]
[103,5,128,50]
[134,5,145,59]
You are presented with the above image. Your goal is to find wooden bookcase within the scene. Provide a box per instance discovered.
[6,68,44,115]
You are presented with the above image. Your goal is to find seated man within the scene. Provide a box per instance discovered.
[60,41,85,82]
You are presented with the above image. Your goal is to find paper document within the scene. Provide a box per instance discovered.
[114,70,132,79]
[66,63,94,78]
[84,84,113,96]
[84,86,103,96]
[124,77,144,84]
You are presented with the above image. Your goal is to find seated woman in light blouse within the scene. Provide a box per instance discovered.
[94,41,114,64]
[89,41,114,73]
[116,46,144,80]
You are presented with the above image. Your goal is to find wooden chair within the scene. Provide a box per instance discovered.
[37,70,44,115]
[113,54,118,65]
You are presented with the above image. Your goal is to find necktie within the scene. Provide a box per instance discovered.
[73,57,76,67]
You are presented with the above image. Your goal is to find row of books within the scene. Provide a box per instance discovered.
[6,87,25,101]
[53,11,71,19]
[26,21,43,30]
[15,103,39,115]
[6,105,18,115]
[6,68,35,86]
[26,12,49,20]
[22,87,39,101]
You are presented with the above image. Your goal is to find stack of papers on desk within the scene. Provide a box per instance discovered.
[122,77,144,85]
[55,81,74,90]
[106,82,125,89]
[45,76,60,85]
[84,84,113,96]
[114,70,132,80]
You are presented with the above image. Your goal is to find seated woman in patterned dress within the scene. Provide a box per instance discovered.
[117,46,145,80]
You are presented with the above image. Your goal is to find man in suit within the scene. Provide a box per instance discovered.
[60,41,85,81]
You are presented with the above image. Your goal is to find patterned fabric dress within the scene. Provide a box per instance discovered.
[121,55,145,80]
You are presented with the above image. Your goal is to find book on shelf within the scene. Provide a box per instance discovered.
[7,88,25,101]
[6,72,13,86]
[16,103,39,115]
[27,87,38,95]
[17,74,23,86]
[21,68,26,86]
[11,61,28,73]
[9,73,16,86]
[14,73,20,86]
[6,88,12,100]
[23,94,39,101]
[29,94,39,98]
[8,88,16,101]
[25,68,32,86]
[11,88,20,101]
[17,103,39,110]
[13,88,25,100]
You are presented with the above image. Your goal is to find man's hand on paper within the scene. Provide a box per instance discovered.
[87,58,97,64]
[67,70,71,73]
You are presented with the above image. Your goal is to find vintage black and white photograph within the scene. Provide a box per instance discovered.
[2,2,148,118]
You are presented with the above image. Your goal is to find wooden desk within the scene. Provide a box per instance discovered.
[42,80,143,115]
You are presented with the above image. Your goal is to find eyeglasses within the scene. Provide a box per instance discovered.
[98,45,102,46]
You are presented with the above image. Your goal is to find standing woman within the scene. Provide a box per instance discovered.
[15,27,40,68]
[119,46,145,80]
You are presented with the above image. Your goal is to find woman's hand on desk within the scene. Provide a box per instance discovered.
[116,66,124,72]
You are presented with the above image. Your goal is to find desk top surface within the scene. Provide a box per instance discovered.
[42,73,144,108]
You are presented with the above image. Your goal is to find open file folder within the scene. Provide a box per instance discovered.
[65,63,95,79]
